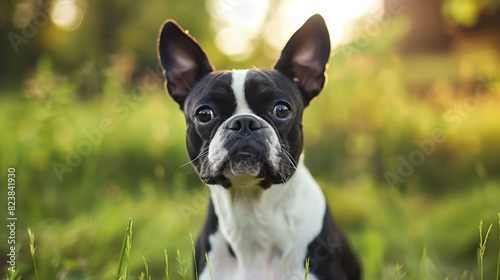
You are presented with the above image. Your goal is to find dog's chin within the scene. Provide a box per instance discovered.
[201,153,284,189]
[223,153,262,178]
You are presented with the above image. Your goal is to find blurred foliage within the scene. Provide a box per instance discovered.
[443,0,500,26]
[0,0,216,91]
[1,0,500,279]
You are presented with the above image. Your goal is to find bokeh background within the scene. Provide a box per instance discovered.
[1,0,500,279]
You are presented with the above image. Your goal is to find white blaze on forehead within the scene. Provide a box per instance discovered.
[231,70,252,114]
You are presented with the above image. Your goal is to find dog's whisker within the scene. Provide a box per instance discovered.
[180,149,209,168]
[280,147,298,171]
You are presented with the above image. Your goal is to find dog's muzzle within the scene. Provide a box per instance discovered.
[205,114,281,186]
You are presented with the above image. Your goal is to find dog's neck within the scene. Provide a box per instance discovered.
[207,158,326,278]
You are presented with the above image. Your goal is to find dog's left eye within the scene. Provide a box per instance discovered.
[272,103,291,119]
[196,107,214,123]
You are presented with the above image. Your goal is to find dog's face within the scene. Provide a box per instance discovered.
[158,15,330,189]
[181,69,306,189]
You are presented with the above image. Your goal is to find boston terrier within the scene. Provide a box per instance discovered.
[157,14,360,280]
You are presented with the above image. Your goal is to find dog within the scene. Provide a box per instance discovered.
[157,14,360,280]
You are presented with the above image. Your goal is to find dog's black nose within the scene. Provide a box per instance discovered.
[227,115,263,136]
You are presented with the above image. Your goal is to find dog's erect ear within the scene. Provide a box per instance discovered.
[158,20,214,107]
[274,14,331,106]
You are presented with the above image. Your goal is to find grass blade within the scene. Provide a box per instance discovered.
[496,213,500,280]
[142,257,151,280]
[284,259,287,278]
[7,271,19,280]
[190,232,198,280]
[392,263,406,280]
[304,257,310,280]
[205,252,213,280]
[421,248,428,280]
[116,218,133,280]
[165,249,170,280]
[392,263,400,280]
[479,221,493,280]
[125,219,133,279]
[27,228,39,280]
[177,249,187,280]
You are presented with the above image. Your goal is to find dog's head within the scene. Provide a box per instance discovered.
[158,15,330,189]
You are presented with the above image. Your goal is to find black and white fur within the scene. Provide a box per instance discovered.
[157,14,360,280]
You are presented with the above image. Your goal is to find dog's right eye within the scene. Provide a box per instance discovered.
[272,103,291,119]
[196,107,214,123]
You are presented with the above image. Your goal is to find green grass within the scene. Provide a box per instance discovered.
[304,257,310,279]
[190,233,198,280]
[421,248,428,280]
[479,221,493,280]
[205,253,213,280]
[284,258,287,278]
[140,257,151,280]
[176,249,188,280]
[165,249,170,280]
[392,263,406,280]
[5,209,500,280]
[116,218,133,280]
[27,228,39,280]
[497,212,500,280]
[2,149,499,280]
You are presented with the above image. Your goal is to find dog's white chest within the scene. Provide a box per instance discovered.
[200,161,324,280]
